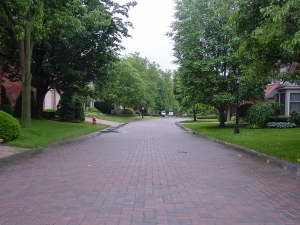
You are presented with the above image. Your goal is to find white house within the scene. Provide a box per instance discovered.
[44,89,60,110]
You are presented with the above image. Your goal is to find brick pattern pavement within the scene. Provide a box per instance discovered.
[0,118,299,225]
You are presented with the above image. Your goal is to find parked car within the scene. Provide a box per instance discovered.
[161,111,166,116]
[168,111,174,116]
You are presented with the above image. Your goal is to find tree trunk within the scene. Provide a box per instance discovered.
[193,109,196,121]
[20,17,34,128]
[218,106,226,128]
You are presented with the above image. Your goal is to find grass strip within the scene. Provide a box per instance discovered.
[7,119,109,149]
[182,122,300,165]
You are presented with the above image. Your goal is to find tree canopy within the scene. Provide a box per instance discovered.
[0,0,137,123]
[230,0,300,81]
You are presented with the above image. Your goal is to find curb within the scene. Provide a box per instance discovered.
[176,121,300,175]
[0,122,126,166]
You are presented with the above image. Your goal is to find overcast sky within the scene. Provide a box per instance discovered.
[113,0,177,71]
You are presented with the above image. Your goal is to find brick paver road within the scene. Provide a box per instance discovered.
[0,118,299,225]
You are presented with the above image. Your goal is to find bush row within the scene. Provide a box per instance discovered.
[266,122,297,128]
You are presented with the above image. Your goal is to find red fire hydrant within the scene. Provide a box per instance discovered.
[92,117,96,125]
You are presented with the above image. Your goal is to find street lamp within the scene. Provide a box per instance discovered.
[234,74,241,134]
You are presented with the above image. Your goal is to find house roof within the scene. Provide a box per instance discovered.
[277,81,300,90]
[265,80,280,99]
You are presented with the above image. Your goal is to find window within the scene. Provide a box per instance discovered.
[280,93,285,115]
[290,93,300,113]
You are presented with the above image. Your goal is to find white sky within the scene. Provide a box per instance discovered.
[113,0,178,71]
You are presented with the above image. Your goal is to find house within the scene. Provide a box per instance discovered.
[276,82,300,116]
[44,89,60,110]
[265,62,300,116]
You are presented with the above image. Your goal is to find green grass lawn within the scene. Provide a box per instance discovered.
[182,121,300,165]
[7,119,109,149]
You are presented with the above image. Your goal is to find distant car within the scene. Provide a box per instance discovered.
[168,111,174,116]
[161,111,166,116]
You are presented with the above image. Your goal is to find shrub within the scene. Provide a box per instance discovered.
[288,110,300,126]
[43,109,56,120]
[87,107,100,113]
[197,115,217,119]
[74,98,85,122]
[57,93,75,122]
[122,108,135,115]
[94,101,114,114]
[57,92,84,122]
[247,102,279,128]
[266,122,297,128]
[1,104,13,115]
[0,110,20,142]
[267,116,289,123]
[13,90,37,118]
[1,85,13,115]
[238,104,252,118]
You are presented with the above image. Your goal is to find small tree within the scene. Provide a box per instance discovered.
[1,85,13,115]
[57,91,84,122]
[57,92,75,122]
[74,98,85,122]
[13,90,37,118]
[247,102,280,128]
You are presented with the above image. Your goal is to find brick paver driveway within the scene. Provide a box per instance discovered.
[0,118,299,225]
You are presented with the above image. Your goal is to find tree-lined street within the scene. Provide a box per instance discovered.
[0,118,299,225]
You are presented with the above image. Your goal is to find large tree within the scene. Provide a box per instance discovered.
[230,0,300,81]
[0,0,46,127]
[103,60,145,109]
[168,0,243,127]
[31,0,136,119]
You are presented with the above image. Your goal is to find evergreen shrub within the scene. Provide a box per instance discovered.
[247,102,280,128]
[94,101,114,114]
[13,90,37,118]
[1,85,13,115]
[43,109,56,120]
[288,110,300,126]
[0,110,20,142]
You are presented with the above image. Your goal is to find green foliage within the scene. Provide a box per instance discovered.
[169,0,242,127]
[13,92,22,118]
[43,110,56,120]
[94,101,114,114]
[247,102,280,128]
[122,108,135,115]
[87,107,100,113]
[74,98,85,122]
[0,110,20,142]
[103,60,146,109]
[266,122,296,128]
[288,110,300,126]
[230,0,300,80]
[1,104,13,115]
[197,115,218,120]
[57,93,75,122]
[1,85,13,115]
[268,116,289,123]
[238,104,252,118]
[12,91,37,118]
